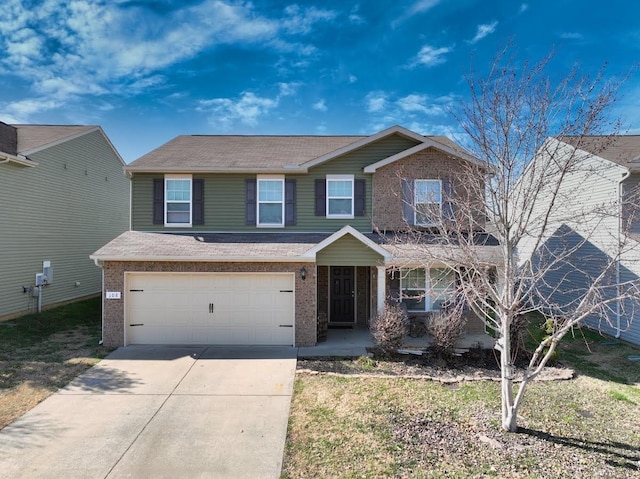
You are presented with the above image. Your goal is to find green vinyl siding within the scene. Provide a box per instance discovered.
[0,130,130,319]
[316,235,384,266]
[131,133,419,233]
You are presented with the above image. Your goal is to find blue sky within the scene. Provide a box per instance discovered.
[1,0,638,163]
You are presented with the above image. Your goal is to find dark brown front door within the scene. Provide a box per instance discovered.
[330,266,355,324]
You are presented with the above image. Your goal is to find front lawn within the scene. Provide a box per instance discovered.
[282,329,640,478]
[0,297,110,429]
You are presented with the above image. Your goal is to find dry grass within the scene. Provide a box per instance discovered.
[0,298,110,429]
[283,330,640,479]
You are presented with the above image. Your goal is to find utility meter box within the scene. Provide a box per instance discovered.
[42,261,53,284]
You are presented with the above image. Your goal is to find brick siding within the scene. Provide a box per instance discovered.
[102,261,316,348]
[372,148,484,232]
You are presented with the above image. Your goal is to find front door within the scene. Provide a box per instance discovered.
[330,266,355,324]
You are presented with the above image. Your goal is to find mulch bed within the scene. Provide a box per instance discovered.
[297,347,575,382]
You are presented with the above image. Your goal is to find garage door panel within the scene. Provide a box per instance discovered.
[125,273,294,346]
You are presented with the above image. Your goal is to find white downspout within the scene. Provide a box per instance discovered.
[616,169,631,338]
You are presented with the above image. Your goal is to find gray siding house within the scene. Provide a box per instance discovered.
[517,136,640,346]
[0,122,129,319]
[92,126,500,348]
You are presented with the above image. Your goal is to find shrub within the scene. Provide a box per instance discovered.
[426,303,467,357]
[371,303,408,353]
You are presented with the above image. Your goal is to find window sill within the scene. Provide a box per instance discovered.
[327,215,355,220]
[257,224,285,228]
[164,223,192,228]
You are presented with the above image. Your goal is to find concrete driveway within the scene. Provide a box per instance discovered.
[0,345,297,479]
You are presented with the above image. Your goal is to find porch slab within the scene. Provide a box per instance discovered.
[298,327,372,358]
[298,327,495,358]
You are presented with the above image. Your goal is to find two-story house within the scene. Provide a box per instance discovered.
[516,135,640,347]
[91,126,499,348]
[0,122,129,320]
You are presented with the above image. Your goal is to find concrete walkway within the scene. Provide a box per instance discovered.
[0,346,297,479]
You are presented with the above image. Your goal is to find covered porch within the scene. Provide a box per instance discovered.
[299,325,496,357]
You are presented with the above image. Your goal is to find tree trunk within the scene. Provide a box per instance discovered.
[499,323,519,432]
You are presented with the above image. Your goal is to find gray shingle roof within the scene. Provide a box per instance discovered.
[91,230,502,264]
[12,124,96,154]
[560,135,640,172]
[128,135,365,171]
[91,231,323,261]
[126,133,470,172]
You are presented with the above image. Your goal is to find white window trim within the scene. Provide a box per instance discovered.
[400,267,454,313]
[165,174,192,227]
[326,174,354,219]
[257,175,285,228]
[414,179,442,227]
[400,267,430,312]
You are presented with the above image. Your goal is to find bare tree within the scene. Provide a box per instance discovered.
[385,46,640,432]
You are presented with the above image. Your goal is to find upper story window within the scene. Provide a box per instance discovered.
[400,267,455,312]
[414,179,442,226]
[257,176,284,227]
[165,175,192,226]
[326,174,354,218]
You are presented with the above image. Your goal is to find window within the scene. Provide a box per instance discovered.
[165,175,192,226]
[429,268,456,310]
[400,267,455,312]
[257,177,284,227]
[327,175,354,218]
[414,179,442,226]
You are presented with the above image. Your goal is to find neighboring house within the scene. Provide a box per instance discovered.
[91,125,500,348]
[0,122,129,320]
[516,136,640,346]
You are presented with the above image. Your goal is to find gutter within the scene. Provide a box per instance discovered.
[616,169,631,338]
[0,152,38,167]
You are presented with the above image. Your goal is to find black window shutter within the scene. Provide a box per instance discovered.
[315,179,326,216]
[354,179,366,216]
[442,179,455,222]
[192,179,204,225]
[388,270,401,302]
[246,179,257,225]
[153,178,164,225]
[285,179,296,226]
[401,178,414,226]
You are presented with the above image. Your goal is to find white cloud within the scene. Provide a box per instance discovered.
[469,21,498,44]
[0,0,334,121]
[393,0,440,27]
[2,98,63,122]
[279,82,303,97]
[365,92,388,113]
[281,5,337,34]
[349,74,358,84]
[348,5,365,24]
[560,32,584,40]
[414,45,453,67]
[363,91,457,133]
[519,4,529,13]
[198,92,278,129]
[313,99,328,112]
[397,94,445,116]
[407,0,441,16]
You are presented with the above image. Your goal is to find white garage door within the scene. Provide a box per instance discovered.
[125,273,295,346]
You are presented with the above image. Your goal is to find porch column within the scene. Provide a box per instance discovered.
[376,266,386,315]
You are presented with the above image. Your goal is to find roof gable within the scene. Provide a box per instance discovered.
[558,135,640,173]
[303,225,392,260]
[125,125,479,174]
